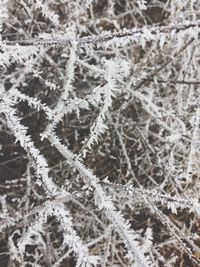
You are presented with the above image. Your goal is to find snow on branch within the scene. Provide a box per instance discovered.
[18,200,99,267]
[0,97,58,196]
[0,43,38,69]
[2,1,200,266]
[46,202,100,267]
[3,20,200,48]
[100,181,200,215]
[41,45,77,140]
[81,59,130,156]
[9,88,55,120]
[47,134,153,267]
[0,99,99,265]
[29,0,60,27]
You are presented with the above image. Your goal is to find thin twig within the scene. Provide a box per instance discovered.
[2,21,200,47]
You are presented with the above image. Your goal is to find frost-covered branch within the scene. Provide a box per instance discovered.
[100,181,200,215]
[1,1,200,266]
[0,97,57,196]
[3,20,200,47]
[47,134,153,267]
